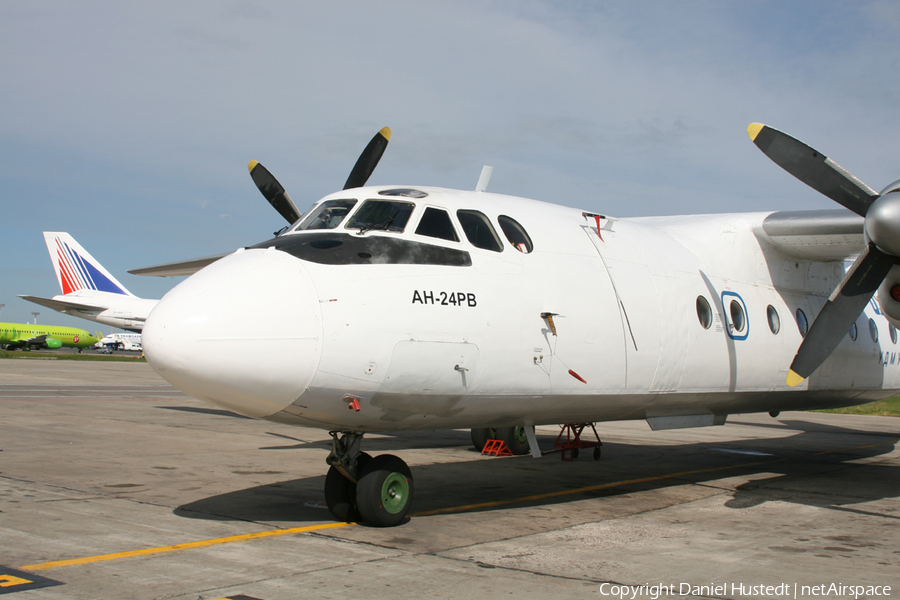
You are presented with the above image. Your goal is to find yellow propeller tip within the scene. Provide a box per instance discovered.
[786,370,806,387]
[379,127,391,141]
[747,123,765,141]
[248,160,259,172]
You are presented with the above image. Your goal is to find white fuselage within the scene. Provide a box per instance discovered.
[142,187,900,432]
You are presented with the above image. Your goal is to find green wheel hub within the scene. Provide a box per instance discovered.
[381,472,410,514]
[356,454,414,526]
[498,425,532,455]
[513,426,528,445]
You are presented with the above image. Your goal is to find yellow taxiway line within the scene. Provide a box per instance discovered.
[20,522,350,571]
[19,439,896,571]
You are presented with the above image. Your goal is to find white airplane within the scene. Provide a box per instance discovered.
[20,232,158,332]
[138,124,900,527]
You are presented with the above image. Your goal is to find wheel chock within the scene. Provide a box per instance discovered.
[481,439,513,456]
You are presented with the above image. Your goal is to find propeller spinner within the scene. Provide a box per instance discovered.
[748,123,900,386]
[249,126,392,226]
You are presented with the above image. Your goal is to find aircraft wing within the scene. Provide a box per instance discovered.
[18,295,108,313]
[754,209,864,261]
[127,253,230,277]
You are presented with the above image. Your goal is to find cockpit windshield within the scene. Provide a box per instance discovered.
[345,200,415,233]
[293,199,358,231]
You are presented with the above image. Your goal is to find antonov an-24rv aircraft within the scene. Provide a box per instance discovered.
[137,124,900,527]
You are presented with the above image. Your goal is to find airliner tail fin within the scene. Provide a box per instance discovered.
[43,232,134,297]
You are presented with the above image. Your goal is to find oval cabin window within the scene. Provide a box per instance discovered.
[796,309,808,338]
[696,296,712,329]
[730,299,746,333]
[767,305,780,335]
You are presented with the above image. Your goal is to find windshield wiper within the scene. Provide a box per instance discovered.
[359,210,399,234]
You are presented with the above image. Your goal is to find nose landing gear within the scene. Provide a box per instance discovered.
[324,432,413,527]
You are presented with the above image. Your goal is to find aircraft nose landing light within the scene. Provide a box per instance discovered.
[142,248,322,419]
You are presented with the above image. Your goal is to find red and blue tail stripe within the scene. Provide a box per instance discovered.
[55,238,129,295]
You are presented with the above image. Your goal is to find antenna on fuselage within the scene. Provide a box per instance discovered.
[475,165,493,192]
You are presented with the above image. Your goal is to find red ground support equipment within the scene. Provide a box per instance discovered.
[544,423,602,461]
[481,439,513,456]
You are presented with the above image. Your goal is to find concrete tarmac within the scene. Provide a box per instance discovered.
[1,358,899,599]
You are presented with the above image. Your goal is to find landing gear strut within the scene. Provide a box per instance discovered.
[324,432,413,527]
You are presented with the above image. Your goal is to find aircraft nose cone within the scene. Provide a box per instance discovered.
[143,248,321,418]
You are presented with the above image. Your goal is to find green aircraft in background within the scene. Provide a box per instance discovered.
[0,322,99,351]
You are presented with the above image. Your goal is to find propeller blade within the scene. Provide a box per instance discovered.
[248,160,302,225]
[787,243,896,386]
[748,123,879,217]
[343,127,391,190]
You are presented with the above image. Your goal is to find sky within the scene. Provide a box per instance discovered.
[2,1,899,329]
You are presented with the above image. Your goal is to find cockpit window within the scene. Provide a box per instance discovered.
[457,210,503,252]
[498,215,533,253]
[415,207,459,242]
[294,199,358,231]
[346,200,415,233]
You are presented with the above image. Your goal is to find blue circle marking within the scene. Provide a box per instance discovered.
[721,291,749,341]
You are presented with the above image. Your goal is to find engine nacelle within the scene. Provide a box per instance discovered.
[876,264,900,329]
[44,338,63,349]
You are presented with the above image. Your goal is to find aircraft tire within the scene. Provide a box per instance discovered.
[470,427,497,452]
[497,426,532,455]
[324,452,371,522]
[356,454,413,527]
